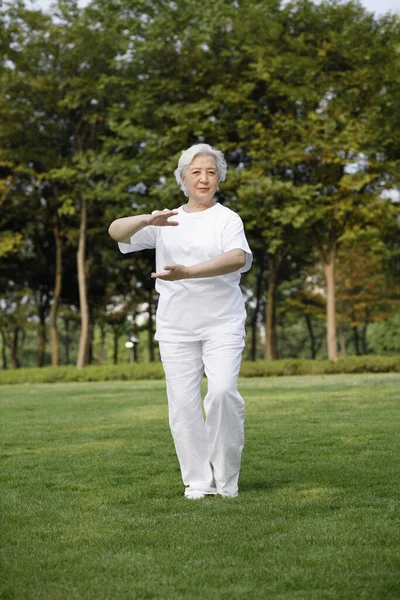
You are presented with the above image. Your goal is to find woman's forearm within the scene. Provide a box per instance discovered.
[108,214,150,243]
[151,249,247,281]
[109,210,179,242]
[187,249,247,278]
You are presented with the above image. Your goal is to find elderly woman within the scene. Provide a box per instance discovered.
[108,143,252,499]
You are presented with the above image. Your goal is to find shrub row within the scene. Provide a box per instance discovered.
[239,355,400,377]
[0,355,399,385]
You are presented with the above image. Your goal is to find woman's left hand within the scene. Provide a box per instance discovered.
[151,265,189,281]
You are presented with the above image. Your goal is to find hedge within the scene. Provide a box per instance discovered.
[0,355,399,385]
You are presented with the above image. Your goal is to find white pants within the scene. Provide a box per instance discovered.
[159,334,245,497]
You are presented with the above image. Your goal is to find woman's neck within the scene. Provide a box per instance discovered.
[183,199,216,213]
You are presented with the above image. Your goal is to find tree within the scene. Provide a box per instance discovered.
[228,0,400,359]
[1,0,399,366]
[1,2,73,366]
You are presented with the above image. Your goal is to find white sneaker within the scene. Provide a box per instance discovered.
[184,487,217,500]
[185,490,207,500]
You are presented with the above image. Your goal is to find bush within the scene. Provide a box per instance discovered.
[240,356,400,377]
[0,363,165,385]
[0,355,399,385]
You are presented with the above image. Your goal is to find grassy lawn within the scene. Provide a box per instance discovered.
[1,374,399,600]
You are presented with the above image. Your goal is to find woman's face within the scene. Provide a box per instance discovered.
[182,154,219,204]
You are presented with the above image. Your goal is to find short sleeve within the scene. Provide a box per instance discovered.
[222,214,253,273]
[118,226,157,254]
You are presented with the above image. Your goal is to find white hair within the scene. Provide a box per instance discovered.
[174,143,227,197]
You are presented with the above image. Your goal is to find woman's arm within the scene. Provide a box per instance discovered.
[108,210,179,243]
[151,249,247,281]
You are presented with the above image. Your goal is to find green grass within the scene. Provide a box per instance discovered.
[1,374,399,599]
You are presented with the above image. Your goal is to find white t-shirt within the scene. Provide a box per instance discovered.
[118,202,252,341]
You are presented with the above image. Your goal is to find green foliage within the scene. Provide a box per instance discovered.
[0,231,23,257]
[367,315,400,355]
[1,355,399,384]
[1,0,399,366]
[241,355,400,376]
[0,362,165,384]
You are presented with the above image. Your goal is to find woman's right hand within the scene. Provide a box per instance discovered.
[148,209,179,227]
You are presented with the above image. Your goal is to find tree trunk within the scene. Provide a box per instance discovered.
[305,313,316,359]
[37,316,47,367]
[322,256,337,360]
[251,253,265,361]
[86,254,95,366]
[338,324,346,357]
[148,291,155,362]
[361,326,368,354]
[98,322,106,363]
[36,289,49,368]
[1,330,8,369]
[265,255,279,360]
[113,328,119,364]
[76,196,90,368]
[10,327,21,368]
[361,309,369,355]
[353,326,361,355]
[49,216,62,366]
[64,317,70,364]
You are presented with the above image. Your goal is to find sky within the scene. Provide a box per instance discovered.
[26,0,400,16]
[352,0,399,13]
